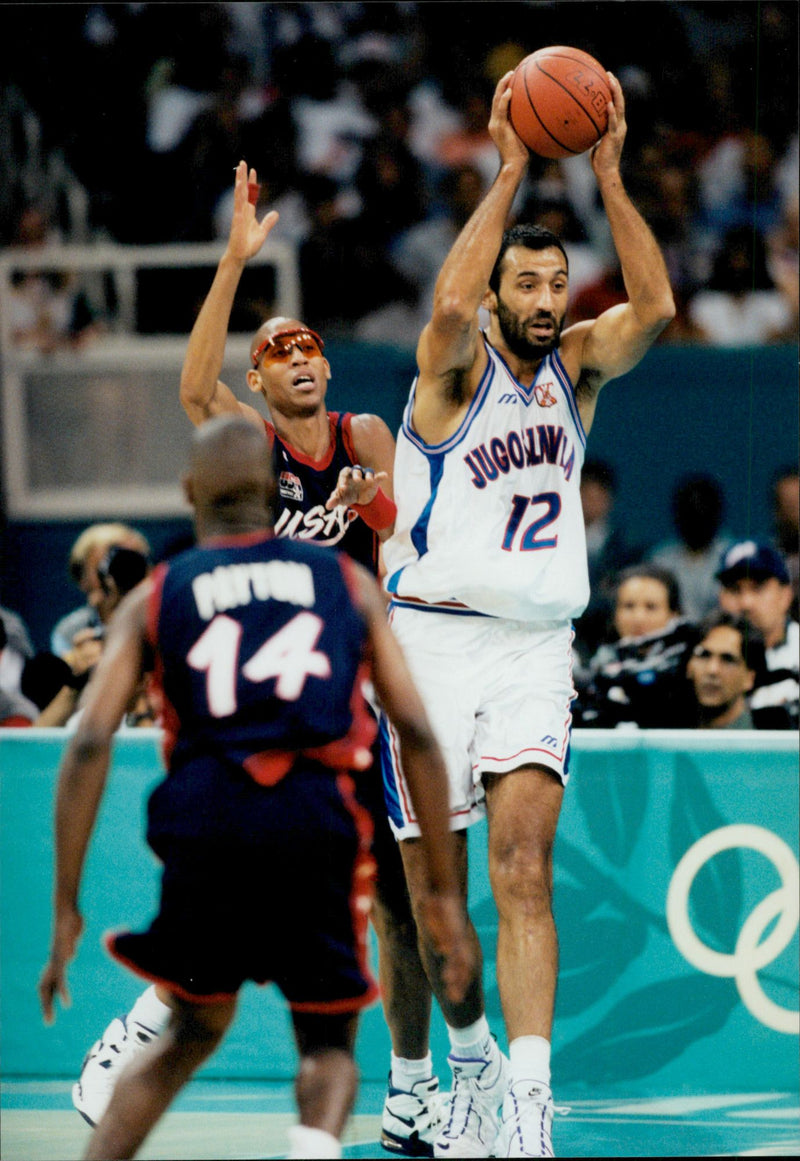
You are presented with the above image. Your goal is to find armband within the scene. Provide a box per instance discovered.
[353,488,397,531]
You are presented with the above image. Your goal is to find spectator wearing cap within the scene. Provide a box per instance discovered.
[686,611,767,730]
[717,540,798,729]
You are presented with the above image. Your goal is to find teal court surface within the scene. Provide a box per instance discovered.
[2,1079,799,1159]
[3,731,798,1158]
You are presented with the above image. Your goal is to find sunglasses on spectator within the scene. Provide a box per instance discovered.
[252,329,325,367]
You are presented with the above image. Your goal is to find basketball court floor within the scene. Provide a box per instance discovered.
[2,1077,798,1158]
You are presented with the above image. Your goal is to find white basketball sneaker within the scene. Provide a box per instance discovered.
[72,1014,161,1127]
[381,1074,446,1157]
[494,1080,555,1157]
[433,1043,510,1158]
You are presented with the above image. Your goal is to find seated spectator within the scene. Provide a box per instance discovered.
[686,611,767,729]
[572,459,642,671]
[1,605,86,727]
[688,224,795,345]
[575,563,699,729]
[716,540,799,729]
[38,544,156,729]
[648,474,734,622]
[50,524,151,659]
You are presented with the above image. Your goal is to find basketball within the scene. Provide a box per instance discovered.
[509,46,611,159]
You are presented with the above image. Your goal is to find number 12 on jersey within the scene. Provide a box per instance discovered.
[187,611,331,718]
[501,491,561,551]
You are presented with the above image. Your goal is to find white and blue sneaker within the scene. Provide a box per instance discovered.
[433,1044,510,1158]
[381,1074,446,1157]
[72,1014,161,1127]
[494,1081,555,1157]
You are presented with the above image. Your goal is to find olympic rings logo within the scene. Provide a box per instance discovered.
[666,824,799,1035]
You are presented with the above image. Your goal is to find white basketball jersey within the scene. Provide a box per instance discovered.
[384,336,590,622]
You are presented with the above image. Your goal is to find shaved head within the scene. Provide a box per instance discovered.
[185,415,275,538]
[249,316,307,365]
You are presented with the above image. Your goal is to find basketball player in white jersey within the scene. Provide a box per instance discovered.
[381,70,675,1157]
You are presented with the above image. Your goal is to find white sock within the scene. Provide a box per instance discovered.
[509,1035,551,1088]
[447,1014,493,1058]
[391,1051,434,1090]
[287,1124,341,1158]
[128,986,172,1034]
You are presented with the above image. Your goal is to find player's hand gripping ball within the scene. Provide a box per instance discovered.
[509,46,611,158]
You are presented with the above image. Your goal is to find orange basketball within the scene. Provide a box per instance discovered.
[509,46,611,159]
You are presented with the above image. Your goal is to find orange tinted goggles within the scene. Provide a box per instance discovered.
[252,329,325,366]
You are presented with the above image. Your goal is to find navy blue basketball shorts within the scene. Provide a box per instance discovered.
[106,755,379,1012]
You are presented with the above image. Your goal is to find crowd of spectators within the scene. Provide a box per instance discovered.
[1,1,797,348]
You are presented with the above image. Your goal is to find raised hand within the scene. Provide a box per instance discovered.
[226,160,280,264]
[591,72,626,179]
[488,71,529,169]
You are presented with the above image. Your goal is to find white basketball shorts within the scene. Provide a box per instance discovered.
[380,605,576,840]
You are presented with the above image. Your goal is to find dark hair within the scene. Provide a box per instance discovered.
[97,546,150,597]
[582,458,617,492]
[696,609,767,677]
[614,563,682,614]
[489,224,569,293]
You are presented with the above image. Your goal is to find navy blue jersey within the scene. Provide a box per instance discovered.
[148,532,375,785]
[266,412,379,575]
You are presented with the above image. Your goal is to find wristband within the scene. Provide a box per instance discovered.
[66,668,91,692]
[353,488,397,531]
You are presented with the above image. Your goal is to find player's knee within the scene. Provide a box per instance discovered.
[489,841,553,914]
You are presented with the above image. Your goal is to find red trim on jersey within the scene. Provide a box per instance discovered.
[340,412,357,463]
[104,932,238,1006]
[289,770,378,1014]
[203,529,274,549]
[265,413,347,471]
[146,562,181,768]
[243,749,296,787]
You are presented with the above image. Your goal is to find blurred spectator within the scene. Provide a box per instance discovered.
[575,563,698,729]
[716,540,799,729]
[686,611,766,729]
[7,204,103,352]
[432,85,498,193]
[298,174,414,337]
[387,163,485,334]
[567,260,627,327]
[766,194,800,341]
[770,466,799,609]
[697,129,787,243]
[688,225,795,345]
[572,459,642,669]
[648,474,734,622]
[38,544,155,728]
[1,607,37,725]
[50,523,151,659]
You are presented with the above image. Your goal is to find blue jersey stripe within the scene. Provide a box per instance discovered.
[552,350,587,448]
[379,714,405,829]
[401,355,495,456]
[409,453,445,558]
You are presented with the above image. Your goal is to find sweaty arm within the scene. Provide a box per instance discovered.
[413,73,529,441]
[562,74,675,433]
[39,584,150,1024]
[179,160,279,428]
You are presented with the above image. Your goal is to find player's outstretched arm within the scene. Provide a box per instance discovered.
[566,73,675,425]
[414,73,528,430]
[354,566,473,1002]
[180,160,279,427]
[39,585,150,1025]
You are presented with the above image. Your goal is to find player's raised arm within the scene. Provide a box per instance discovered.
[38,584,150,1025]
[179,160,279,427]
[414,73,529,431]
[564,74,675,428]
[324,413,398,540]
